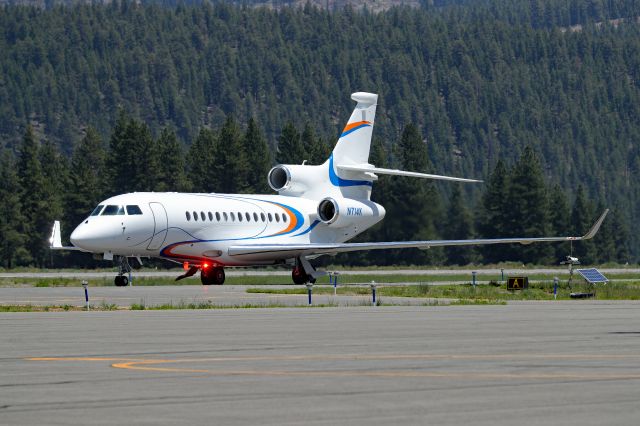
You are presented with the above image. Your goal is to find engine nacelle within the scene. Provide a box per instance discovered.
[317,197,384,228]
[268,164,324,197]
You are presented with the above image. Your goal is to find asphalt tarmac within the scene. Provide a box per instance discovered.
[2,303,640,425]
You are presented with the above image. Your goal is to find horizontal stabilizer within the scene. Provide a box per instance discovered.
[228,210,608,258]
[337,164,483,183]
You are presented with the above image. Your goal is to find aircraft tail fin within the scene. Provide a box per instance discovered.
[330,92,378,167]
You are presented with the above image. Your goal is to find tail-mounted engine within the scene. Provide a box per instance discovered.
[268,164,325,197]
[317,197,385,228]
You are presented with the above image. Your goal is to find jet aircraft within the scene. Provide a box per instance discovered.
[50,92,608,285]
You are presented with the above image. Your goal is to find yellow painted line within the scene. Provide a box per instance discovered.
[28,354,640,381]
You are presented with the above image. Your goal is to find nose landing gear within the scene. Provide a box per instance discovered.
[114,256,131,287]
[201,265,225,285]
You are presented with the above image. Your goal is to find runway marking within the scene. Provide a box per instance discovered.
[27,353,640,380]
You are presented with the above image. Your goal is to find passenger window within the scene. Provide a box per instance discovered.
[245,212,251,222]
[102,205,123,216]
[126,205,143,215]
[223,212,228,222]
[215,212,221,221]
[90,205,104,216]
[186,211,191,221]
[193,211,198,221]
[268,213,272,222]
[253,213,258,222]
[200,211,205,221]
[260,213,266,222]
[282,213,287,223]
[208,212,213,221]
[275,214,280,223]
[230,212,235,222]
[238,212,243,222]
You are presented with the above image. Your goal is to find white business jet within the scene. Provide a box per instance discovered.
[50,92,608,286]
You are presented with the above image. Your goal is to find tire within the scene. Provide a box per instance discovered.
[292,267,307,285]
[114,275,128,287]
[200,268,213,285]
[212,267,225,285]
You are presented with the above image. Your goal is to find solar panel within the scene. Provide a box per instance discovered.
[577,268,609,284]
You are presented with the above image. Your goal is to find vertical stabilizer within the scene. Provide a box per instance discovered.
[331,92,378,166]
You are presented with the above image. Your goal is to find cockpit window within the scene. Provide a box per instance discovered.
[126,205,143,215]
[102,205,125,215]
[90,205,104,216]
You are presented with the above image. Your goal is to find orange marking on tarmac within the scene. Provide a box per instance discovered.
[28,354,640,381]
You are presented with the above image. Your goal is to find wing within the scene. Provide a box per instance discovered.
[228,210,609,259]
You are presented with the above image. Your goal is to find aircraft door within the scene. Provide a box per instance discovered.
[147,202,168,250]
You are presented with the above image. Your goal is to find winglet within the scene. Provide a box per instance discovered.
[581,209,609,240]
[49,220,62,248]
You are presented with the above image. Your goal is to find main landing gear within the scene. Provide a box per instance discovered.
[292,257,316,285]
[201,265,225,285]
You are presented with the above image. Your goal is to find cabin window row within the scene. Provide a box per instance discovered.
[185,210,288,224]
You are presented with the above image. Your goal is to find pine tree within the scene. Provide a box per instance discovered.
[216,115,249,193]
[444,185,477,265]
[106,111,134,195]
[505,146,552,264]
[301,123,330,165]
[477,160,510,263]
[17,125,48,266]
[243,118,271,193]
[0,153,28,268]
[187,128,218,192]
[386,123,444,265]
[570,185,597,264]
[277,122,305,164]
[547,184,571,261]
[156,127,189,192]
[39,140,69,267]
[67,127,107,228]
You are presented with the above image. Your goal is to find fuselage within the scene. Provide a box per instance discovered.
[70,192,385,267]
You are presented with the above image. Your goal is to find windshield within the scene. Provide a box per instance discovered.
[90,205,104,216]
[101,205,125,216]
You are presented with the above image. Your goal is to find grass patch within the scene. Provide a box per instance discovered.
[247,281,640,301]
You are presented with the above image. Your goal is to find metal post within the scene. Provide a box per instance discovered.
[306,283,313,306]
[553,277,558,300]
[334,272,339,296]
[472,271,477,288]
[82,280,89,311]
[371,281,377,306]
[501,268,504,283]
[128,269,133,286]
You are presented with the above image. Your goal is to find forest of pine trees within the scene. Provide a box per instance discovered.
[0,0,638,267]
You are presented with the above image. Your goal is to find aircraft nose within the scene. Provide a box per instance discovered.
[70,224,93,250]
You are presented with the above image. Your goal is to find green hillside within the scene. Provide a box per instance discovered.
[0,0,639,266]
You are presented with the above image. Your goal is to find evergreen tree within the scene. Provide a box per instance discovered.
[547,184,571,261]
[477,160,510,263]
[386,123,444,265]
[187,128,218,192]
[0,153,28,268]
[277,122,305,164]
[106,111,135,195]
[156,127,189,192]
[443,185,477,265]
[39,140,69,267]
[67,127,107,228]
[505,146,552,264]
[570,185,597,264]
[301,123,331,165]
[17,125,47,266]
[216,115,249,193]
[243,118,271,193]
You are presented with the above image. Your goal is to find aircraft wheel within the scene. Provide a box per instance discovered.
[114,275,128,287]
[292,267,307,285]
[212,267,225,285]
[200,268,213,285]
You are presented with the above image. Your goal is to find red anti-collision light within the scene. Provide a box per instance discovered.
[183,262,189,270]
[202,263,210,269]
